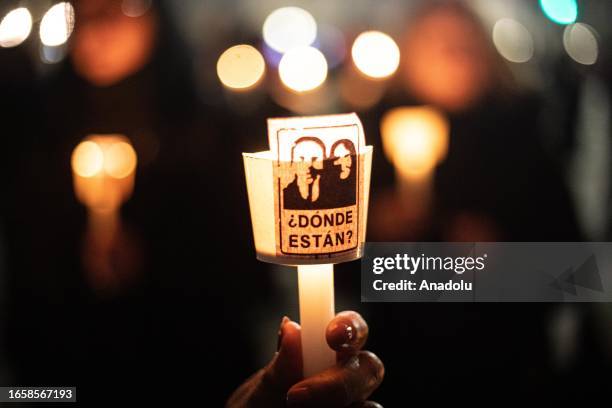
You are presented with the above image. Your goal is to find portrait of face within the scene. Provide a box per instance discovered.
[292,139,324,183]
[330,139,356,180]
[291,138,325,201]
[282,134,357,210]
[332,143,352,180]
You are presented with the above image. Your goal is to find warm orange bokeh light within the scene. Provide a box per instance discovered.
[351,30,400,79]
[216,44,265,90]
[71,135,137,211]
[72,140,104,177]
[104,141,137,179]
[278,46,328,93]
[380,106,449,179]
[401,4,494,112]
[71,0,156,86]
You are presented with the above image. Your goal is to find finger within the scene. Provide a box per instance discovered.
[326,311,368,354]
[264,317,303,391]
[348,402,383,408]
[286,351,384,408]
[227,317,303,407]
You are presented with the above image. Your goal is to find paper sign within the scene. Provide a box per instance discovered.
[268,114,366,259]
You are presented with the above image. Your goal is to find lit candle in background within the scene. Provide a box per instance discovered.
[71,134,137,289]
[351,30,400,80]
[380,106,449,217]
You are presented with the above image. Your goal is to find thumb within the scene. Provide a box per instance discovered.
[265,317,303,391]
[227,317,303,408]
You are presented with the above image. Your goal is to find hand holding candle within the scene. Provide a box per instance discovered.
[227,313,384,408]
[243,113,374,379]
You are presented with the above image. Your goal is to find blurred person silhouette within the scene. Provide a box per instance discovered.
[2,1,385,405]
[366,0,580,242]
[344,1,609,405]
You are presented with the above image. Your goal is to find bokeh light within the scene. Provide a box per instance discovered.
[351,31,400,79]
[0,8,32,48]
[217,45,266,90]
[278,46,328,93]
[104,142,138,179]
[72,135,137,212]
[262,7,317,54]
[401,5,493,112]
[492,18,534,63]
[563,23,599,65]
[380,106,449,178]
[40,44,68,64]
[72,141,104,178]
[40,2,75,47]
[539,0,578,25]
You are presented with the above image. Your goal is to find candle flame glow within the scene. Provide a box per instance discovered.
[217,44,266,90]
[0,7,32,48]
[72,135,137,211]
[72,141,104,178]
[380,106,449,179]
[279,46,328,92]
[40,2,75,47]
[104,142,138,179]
[263,7,317,54]
[351,31,400,79]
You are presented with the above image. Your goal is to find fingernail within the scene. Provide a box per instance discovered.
[286,386,310,407]
[329,321,354,348]
[277,316,289,351]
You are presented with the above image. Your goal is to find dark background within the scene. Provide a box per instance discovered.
[1,0,611,405]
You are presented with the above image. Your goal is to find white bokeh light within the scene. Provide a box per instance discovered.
[563,23,599,65]
[216,44,266,90]
[351,31,400,79]
[0,8,33,48]
[492,18,534,64]
[40,2,75,47]
[279,46,327,92]
[262,7,317,54]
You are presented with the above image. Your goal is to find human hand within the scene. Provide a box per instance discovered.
[226,312,384,407]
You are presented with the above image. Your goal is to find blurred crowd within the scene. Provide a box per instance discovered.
[1,0,611,405]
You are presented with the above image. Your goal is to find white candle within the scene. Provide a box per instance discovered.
[297,263,336,377]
